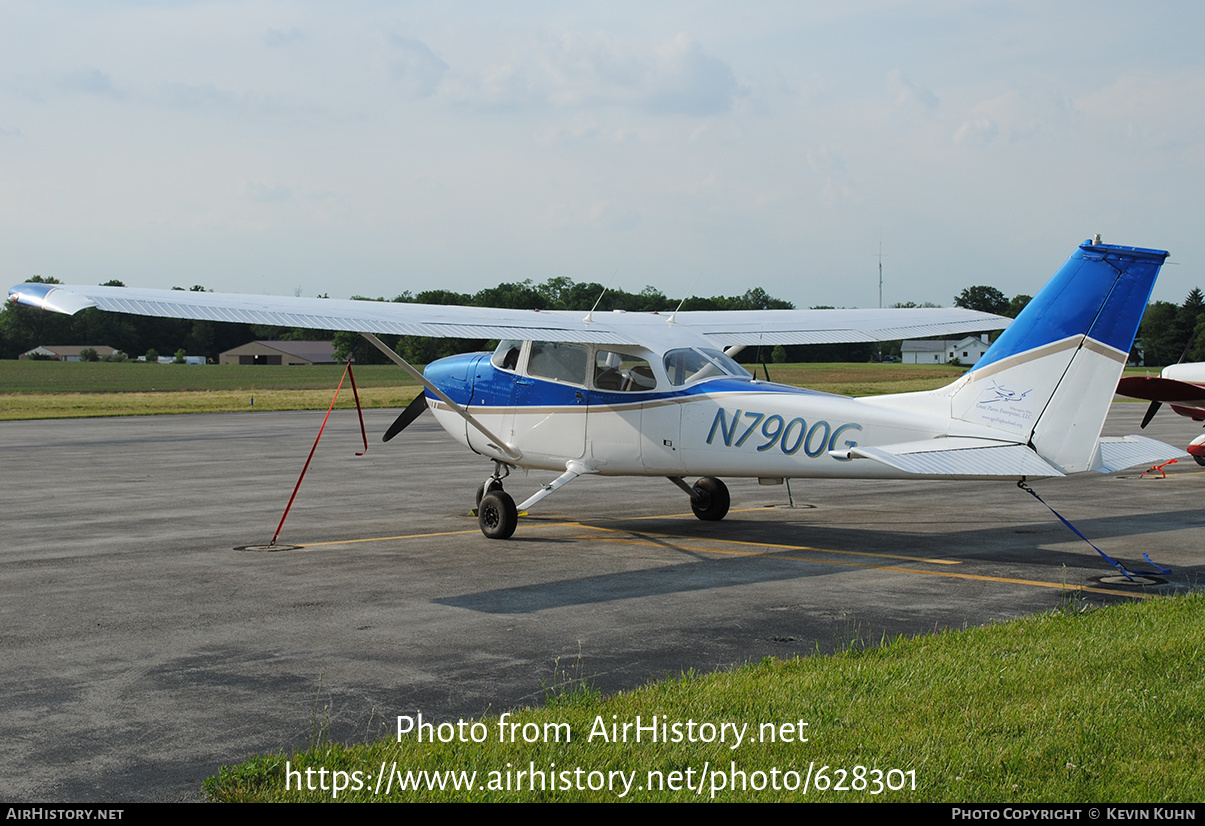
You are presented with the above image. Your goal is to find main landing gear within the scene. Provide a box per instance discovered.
[668,476,730,522]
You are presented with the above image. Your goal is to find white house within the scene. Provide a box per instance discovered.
[901,335,991,365]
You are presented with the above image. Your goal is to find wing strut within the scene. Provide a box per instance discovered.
[359,332,522,461]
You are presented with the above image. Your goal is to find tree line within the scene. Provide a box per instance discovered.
[947,284,1205,367]
[1133,288,1205,366]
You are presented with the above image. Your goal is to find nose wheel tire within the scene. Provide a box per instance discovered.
[690,477,730,521]
[478,490,518,539]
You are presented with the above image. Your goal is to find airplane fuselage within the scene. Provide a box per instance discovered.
[424,348,986,481]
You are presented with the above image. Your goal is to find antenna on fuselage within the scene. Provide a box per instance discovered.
[582,269,619,324]
[667,271,703,326]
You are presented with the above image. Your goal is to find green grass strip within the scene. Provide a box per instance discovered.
[0,362,1159,419]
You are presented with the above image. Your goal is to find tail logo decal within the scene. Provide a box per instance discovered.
[972,380,1037,429]
[977,381,1033,405]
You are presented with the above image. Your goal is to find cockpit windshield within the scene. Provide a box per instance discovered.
[491,339,523,371]
[662,348,752,387]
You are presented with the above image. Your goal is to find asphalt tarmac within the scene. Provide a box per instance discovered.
[3,402,1203,801]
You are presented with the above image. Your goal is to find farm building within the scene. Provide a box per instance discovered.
[219,341,338,366]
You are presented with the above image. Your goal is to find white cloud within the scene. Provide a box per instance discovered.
[953,112,998,147]
[591,201,641,230]
[887,69,938,113]
[954,88,1069,146]
[1076,70,1205,152]
[387,36,448,99]
[61,68,123,99]
[535,113,601,146]
[642,34,745,116]
[262,27,305,48]
[455,31,743,117]
[806,146,846,174]
[240,180,294,202]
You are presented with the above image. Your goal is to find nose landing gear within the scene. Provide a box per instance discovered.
[476,462,517,539]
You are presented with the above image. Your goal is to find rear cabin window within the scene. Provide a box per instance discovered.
[593,350,657,392]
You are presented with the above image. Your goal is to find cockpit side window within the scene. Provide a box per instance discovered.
[593,350,657,392]
[527,341,588,385]
[491,339,524,371]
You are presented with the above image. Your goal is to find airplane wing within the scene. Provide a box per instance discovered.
[7,281,1008,348]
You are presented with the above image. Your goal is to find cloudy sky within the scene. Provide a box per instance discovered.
[2,1,1202,308]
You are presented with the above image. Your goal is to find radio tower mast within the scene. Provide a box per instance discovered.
[876,240,884,361]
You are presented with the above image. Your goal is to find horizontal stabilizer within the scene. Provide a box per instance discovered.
[841,437,1064,478]
[1095,435,1186,473]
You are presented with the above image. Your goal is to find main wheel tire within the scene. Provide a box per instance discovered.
[478,490,518,539]
[691,476,730,521]
[1194,455,1205,467]
[475,479,503,507]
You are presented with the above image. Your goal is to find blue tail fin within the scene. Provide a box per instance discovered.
[950,240,1168,471]
[973,241,1168,373]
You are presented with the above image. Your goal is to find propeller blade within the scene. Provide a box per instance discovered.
[1141,400,1162,429]
[383,392,429,442]
[1177,329,1200,365]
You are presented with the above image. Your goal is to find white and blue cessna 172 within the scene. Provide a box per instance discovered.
[8,240,1179,539]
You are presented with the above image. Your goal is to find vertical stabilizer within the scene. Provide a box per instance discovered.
[949,241,1168,472]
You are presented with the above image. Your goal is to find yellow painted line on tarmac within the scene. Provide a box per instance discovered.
[291,505,778,547]
[295,519,576,547]
[579,524,963,565]
[298,528,481,547]
[581,531,1154,600]
[620,505,788,521]
[291,510,1155,600]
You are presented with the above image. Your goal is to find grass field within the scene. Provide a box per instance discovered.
[0,360,1158,420]
[0,361,423,419]
[204,592,1205,802]
[0,360,989,420]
